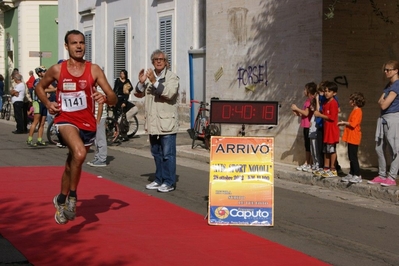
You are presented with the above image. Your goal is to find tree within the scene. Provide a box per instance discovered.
[325,0,399,24]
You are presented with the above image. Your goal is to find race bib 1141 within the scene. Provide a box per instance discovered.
[60,91,87,112]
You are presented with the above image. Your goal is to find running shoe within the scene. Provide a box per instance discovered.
[349,175,362,183]
[302,165,311,172]
[307,164,319,173]
[157,184,175,193]
[64,196,77,221]
[367,176,386,184]
[321,170,337,178]
[87,159,96,165]
[26,140,37,147]
[313,169,326,176]
[341,174,353,182]
[146,181,161,190]
[380,178,396,187]
[56,142,66,148]
[36,140,47,146]
[53,195,68,225]
[88,160,106,167]
[296,164,309,171]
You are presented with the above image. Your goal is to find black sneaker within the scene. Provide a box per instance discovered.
[36,140,47,146]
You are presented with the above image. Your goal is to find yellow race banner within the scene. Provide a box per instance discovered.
[208,137,274,226]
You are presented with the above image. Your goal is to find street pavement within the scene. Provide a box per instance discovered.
[1,120,399,265]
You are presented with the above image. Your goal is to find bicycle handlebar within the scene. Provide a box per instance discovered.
[190,99,209,108]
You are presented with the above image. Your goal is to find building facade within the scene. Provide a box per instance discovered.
[30,0,399,167]
[57,0,206,128]
[0,0,58,92]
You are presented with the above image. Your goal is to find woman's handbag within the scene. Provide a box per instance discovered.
[123,83,132,95]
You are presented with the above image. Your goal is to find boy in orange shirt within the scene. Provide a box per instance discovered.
[338,92,366,183]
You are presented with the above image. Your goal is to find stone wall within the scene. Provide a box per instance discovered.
[205,0,399,168]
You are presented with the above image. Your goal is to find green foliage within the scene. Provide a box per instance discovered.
[325,0,399,24]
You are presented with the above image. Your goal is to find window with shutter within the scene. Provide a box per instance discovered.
[84,30,92,62]
[113,26,127,80]
[159,16,172,69]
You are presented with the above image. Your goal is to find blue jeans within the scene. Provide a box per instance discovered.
[150,134,176,187]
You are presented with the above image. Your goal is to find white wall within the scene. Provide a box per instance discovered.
[206,0,323,165]
[58,0,197,114]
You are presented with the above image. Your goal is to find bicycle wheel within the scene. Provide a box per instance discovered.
[46,120,59,145]
[105,117,120,145]
[204,124,221,150]
[191,118,202,149]
[5,103,11,121]
[127,115,139,138]
[208,124,221,136]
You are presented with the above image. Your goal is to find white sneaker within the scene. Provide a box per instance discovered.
[349,175,362,183]
[296,164,308,171]
[146,181,161,190]
[302,165,311,172]
[341,174,353,182]
[307,164,319,173]
[157,184,175,193]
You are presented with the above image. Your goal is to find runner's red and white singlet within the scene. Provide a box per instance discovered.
[54,61,96,131]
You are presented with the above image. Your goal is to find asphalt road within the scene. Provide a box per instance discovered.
[0,120,398,266]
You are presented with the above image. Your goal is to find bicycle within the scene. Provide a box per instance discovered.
[1,94,12,120]
[46,119,59,145]
[106,103,139,145]
[189,100,221,150]
[105,114,120,145]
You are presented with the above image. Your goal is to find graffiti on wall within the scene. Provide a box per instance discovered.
[228,7,248,45]
[237,61,268,89]
[334,75,348,88]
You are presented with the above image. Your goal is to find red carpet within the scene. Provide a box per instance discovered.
[0,166,328,265]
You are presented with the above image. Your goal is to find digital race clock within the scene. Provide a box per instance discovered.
[210,99,279,125]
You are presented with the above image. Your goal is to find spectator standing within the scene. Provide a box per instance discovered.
[0,74,4,110]
[26,66,50,146]
[313,81,340,178]
[10,68,18,88]
[368,60,399,187]
[10,73,26,134]
[26,70,35,99]
[308,97,320,173]
[87,86,108,167]
[291,82,317,172]
[338,92,366,183]
[135,49,180,193]
[35,29,117,225]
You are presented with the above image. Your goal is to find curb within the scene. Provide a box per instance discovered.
[176,145,399,204]
[274,163,399,203]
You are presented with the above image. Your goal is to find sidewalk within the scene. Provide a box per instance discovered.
[116,129,399,204]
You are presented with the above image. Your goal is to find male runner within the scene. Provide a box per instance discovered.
[35,29,117,224]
